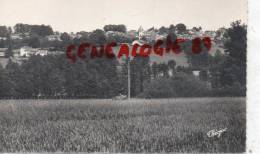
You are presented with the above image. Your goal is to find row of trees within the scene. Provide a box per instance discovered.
[0,53,210,98]
[0,54,120,98]
[0,27,130,54]
[103,25,127,33]
[0,21,246,98]
[13,23,54,36]
[0,26,12,37]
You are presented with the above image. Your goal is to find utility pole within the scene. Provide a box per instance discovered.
[127,57,131,100]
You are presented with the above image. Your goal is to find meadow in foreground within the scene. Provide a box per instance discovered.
[0,97,245,152]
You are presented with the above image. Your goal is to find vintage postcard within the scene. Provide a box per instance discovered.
[0,0,248,153]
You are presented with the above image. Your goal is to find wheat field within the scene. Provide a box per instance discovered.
[0,97,246,152]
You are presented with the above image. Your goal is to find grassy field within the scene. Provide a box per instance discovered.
[0,97,246,152]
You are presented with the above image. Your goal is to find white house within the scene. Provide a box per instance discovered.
[46,35,61,41]
[20,46,32,57]
[137,26,158,41]
[0,37,7,40]
[0,48,7,57]
[11,34,22,40]
[20,46,52,57]
[192,70,200,77]
[143,30,157,41]
[35,49,48,56]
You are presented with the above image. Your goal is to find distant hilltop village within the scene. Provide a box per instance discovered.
[0,24,226,67]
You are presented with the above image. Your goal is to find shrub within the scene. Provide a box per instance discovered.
[141,73,211,98]
[210,82,246,97]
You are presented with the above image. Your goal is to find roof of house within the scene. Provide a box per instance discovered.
[0,48,8,52]
[132,40,146,46]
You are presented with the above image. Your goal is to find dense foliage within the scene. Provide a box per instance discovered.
[0,21,246,98]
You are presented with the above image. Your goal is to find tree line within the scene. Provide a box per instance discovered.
[0,21,246,98]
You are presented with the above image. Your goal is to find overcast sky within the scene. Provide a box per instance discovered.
[0,0,247,33]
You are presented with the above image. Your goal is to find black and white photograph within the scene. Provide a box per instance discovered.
[0,0,248,153]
